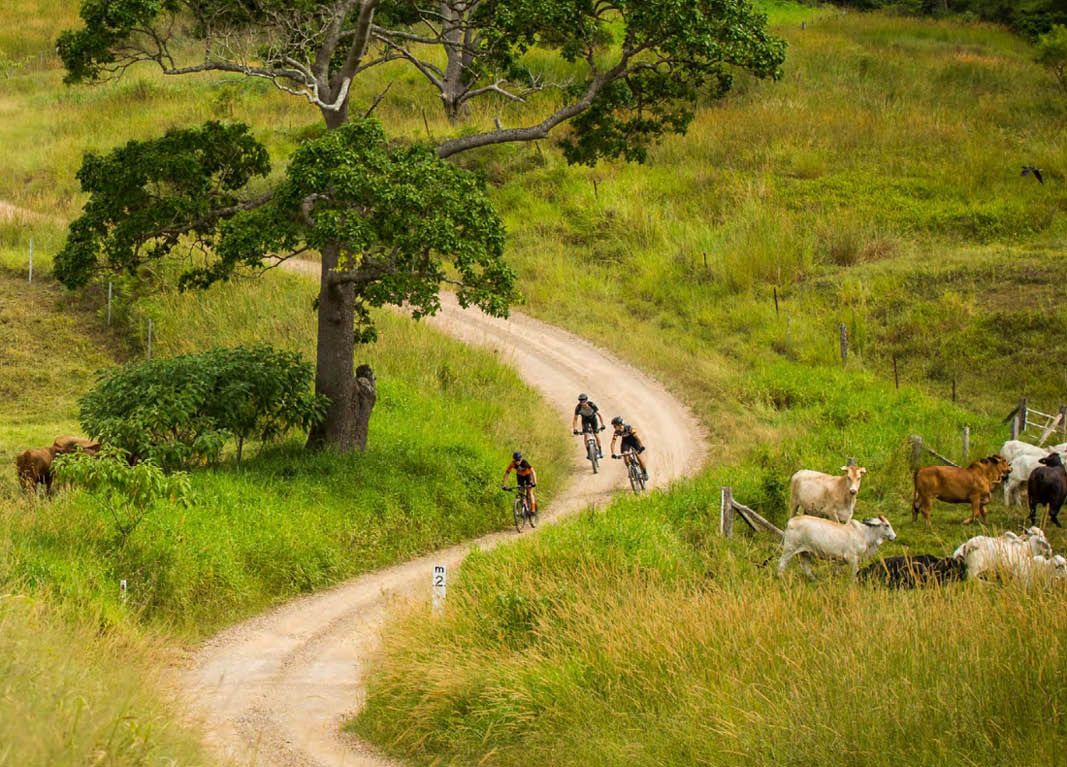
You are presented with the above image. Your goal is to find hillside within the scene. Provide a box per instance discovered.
[1,1,1066,766]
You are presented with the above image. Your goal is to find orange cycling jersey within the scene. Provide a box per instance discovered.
[507,459,534,477]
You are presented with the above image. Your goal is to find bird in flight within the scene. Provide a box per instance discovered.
[1021,165,1044,184]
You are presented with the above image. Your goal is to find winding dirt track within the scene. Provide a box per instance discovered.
[179,261,707,766]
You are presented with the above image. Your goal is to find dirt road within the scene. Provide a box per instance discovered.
[180,262,707,766]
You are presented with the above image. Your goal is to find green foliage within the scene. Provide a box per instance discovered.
[222,119,516,331]
[78,345,326,468]
[1036,23,1067,91]
[53,447,192,541]
[56,0,170,83]
[54,121,270,290]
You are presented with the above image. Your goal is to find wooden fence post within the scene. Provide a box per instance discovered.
[893,355,899,390]
[1061,405,1067,441]
[910,435,922,470]
[720,487,734,538]
[839,323,848,366]
[962,426,970,464]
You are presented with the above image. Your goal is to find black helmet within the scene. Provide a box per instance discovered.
[512,451,523,460]
[611,416,624,426]
[578,393,588,401]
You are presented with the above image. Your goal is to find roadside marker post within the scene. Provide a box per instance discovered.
[120,579,128,603]
[432,564,446,615]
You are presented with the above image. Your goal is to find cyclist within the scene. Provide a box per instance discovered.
[571,393,605,458]
[502,451,538,514]
[610,416,648,481]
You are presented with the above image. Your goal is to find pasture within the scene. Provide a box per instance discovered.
[0,1,1065,765]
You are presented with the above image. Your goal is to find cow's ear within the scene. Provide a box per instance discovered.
[860,467,867,475]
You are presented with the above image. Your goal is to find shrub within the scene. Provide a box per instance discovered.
[1035,24,1067,93]
[52,448,192,543]
[80,345,327,468]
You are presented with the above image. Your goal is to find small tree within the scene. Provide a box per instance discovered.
[1036,24,1067,94]
[53,448,192,543]
[80,345,327,467]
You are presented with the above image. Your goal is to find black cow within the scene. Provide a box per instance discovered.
[860,554,967,589]
[1028,452,1066,527]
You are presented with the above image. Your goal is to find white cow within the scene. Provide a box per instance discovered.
[1000,440,1046,464]
[778,515,896,579]
[788,465,867,524]
[952,528,1052,581]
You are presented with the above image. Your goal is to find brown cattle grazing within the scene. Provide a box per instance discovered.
[912,454,1012,525]
[52,436,101,455]
[15,446,58,495]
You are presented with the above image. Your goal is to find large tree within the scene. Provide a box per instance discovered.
[56,0,785,451]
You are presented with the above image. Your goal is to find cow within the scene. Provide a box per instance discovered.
[15,446,58,495]
[778,515,896,579]
[787,465,867,524]
[1000,440,1046,465]
[912,454,1011,525]
[1027,452,1066,527]
[52,435,101,455]
[1003,452,1045,507]
[859,553,966,588]
[952,528,1052,581]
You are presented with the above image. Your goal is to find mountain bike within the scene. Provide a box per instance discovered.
[574,425,602,473]
[614,449,647,493]
[502,485,538,531]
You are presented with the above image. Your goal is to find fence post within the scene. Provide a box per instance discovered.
[27,239,33,283]
[773,286,779,318]
[839,323,848,366]
[910,435,922,471]
[106,281,113,326]
[1017,397,1028,438]
[1061,405,1067,441]
[962,426,970,463]
[146,319,153,360]
[720,487,735,538]
[893,355,899,390]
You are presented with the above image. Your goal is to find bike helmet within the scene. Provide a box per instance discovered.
[578,393,588,401]
[512,451,523,460]
[611,416,624,426]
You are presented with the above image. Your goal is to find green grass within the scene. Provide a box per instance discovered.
[4,2,1067,766]
[0,595,209,766]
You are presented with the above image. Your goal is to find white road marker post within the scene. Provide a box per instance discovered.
[432,564,446,615]
[120,579,128,604]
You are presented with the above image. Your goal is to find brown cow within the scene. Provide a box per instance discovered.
[52,436,101,455]
[15,446,58,495]
[912,454,1011,524]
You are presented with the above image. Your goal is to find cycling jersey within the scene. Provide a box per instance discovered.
[574,400,599,419]
[505,458,535,485]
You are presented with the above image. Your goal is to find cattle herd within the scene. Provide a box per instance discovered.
[780,439,1067,587]
[13,434,1067,588]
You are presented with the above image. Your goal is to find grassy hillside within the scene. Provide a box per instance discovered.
[348,8,1067,767]
[3,2,1067,766]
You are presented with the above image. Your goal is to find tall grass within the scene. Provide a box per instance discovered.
[0,595,208,767]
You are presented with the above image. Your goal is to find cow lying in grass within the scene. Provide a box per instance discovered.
[778,515,896,579]
[912,454,1011,525]
[860,554,966,589]
[952,528,1053,582]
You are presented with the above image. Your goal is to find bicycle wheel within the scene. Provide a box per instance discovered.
[627,461,641,493]
[513,495,525,532]
[587,438,599,473]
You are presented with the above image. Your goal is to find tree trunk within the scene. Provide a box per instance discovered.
[306,243,365,451]
[352,364,377,451]
[441,1,469,123]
